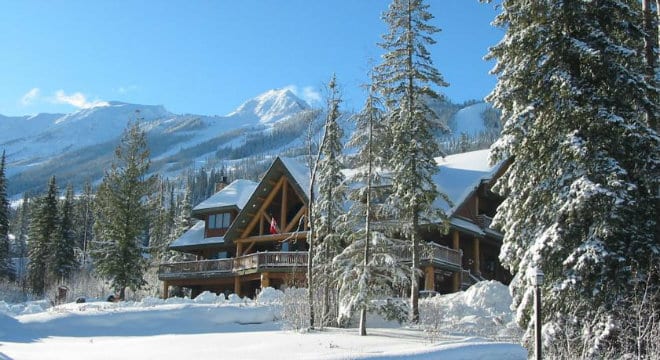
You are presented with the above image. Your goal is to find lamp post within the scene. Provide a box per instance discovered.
[530,268,544,360]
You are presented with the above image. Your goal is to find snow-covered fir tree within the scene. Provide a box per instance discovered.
[166,182,195,263]
[52,184,77,283]
[0,150,13,281]
[374,0,451,323]
[10,192,31,281]
[74,180,94,267]
[148,178,174,263]
[334,81,409,335]
[92,120,154,300]
[486,1,660,357]
[27,176,59,295]
[312,75,347,328]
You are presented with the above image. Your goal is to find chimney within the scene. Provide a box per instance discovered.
[214,176,229,193]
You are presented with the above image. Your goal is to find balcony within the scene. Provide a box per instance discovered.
[158,251,308,281]
[401,242,462,271]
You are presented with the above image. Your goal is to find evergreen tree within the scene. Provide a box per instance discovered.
[166,181,194,263]
[92,120,154,300]
[312,75,348,328]
[374,0,451,323]
[52,184,77,283]
[27,176,59,296]
[0,150,13,281]
[176,182,194,235]
[74,180,95,267]
[486,1,660,356]
[335,81,409,335]
[148,177,168,262]
[12,192,31,282]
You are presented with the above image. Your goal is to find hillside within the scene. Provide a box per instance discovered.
[0,91,498,198]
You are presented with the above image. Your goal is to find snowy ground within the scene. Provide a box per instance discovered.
[0,281,526,360]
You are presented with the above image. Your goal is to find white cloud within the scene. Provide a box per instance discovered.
[301,86,322,105]
[116,85,137,94]
[20,88,40,106]
[53,90,109,109]
[283,85,322,106]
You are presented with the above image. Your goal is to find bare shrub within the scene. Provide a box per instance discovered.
[281,287,310,331]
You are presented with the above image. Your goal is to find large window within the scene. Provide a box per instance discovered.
[208,213,231,229]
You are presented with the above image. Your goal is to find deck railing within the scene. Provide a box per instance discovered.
[476,214,494,229]
[401,242,462,269]
[422,243,462,267]
[158,251,308,280]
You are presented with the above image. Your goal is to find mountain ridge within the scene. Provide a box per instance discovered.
[0,89,496,198]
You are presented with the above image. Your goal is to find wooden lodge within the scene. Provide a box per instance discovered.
[158,150,511,298]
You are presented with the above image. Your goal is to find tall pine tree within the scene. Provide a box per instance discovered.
[374,0,451,323]
[486,0,659,356]
[0,150,13,281]
[312,75,348,328]
[52,184,77,283]
[335,80,409,335]
[74,180,95,268]
[92,120,154,300]
[27,176,59,296]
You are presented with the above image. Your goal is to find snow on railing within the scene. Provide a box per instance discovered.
[476,214,493,229]
[158,251,308,279]
[422,243,462,266]
[400,242,462,268]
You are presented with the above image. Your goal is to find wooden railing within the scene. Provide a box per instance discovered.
[400,242,462,269]
[476,214,494,229]
[422,243,462,267]
[158,251,308,280]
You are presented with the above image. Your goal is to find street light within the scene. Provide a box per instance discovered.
[530,268,544,360]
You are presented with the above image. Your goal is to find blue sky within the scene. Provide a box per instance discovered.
[0,1,503,117]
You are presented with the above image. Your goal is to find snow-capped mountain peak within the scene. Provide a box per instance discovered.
[227,88,310,124]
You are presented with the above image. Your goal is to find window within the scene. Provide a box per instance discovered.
[208,213,231,229]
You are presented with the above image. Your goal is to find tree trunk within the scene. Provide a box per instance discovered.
[119,286,126,301]
[359,308,368,336]
[410,220,420,323]
[642,0,658,131]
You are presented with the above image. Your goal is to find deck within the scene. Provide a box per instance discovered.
[401,242,463,271]
[159,243,462,282]
[158,251,308,281]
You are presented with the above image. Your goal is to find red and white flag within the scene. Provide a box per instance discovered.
[269,217,279,234]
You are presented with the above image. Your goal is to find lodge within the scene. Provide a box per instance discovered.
[157,149,511,298]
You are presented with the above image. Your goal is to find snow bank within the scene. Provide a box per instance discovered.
[420,281,521,340]
[0,299,52,317]
[256,286,284,305]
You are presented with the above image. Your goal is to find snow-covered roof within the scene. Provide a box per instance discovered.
[169,220,225,249]
[450,217,486,237]
[193,179,258,213]
[432,149,502,214]
[279,157,311,198]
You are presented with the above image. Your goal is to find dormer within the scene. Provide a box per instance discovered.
[168,179,258,257]
[192,179,259,238]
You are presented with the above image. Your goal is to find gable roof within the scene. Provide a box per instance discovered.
[223,157,310,243]
[432,149,503,215]
[192,179,258,216]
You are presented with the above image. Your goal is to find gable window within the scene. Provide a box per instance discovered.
[208,213,231,229]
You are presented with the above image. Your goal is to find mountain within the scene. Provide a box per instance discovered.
[1,89,314,197]
[0,89,497,198]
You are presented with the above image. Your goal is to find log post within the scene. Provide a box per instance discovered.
[452,230,461,292]
[162,281,169,299]
[281,178,288,231]
[472,237,481,275]
[234,276,241,297]
[261,272,270,289]
[424,266,435,291]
